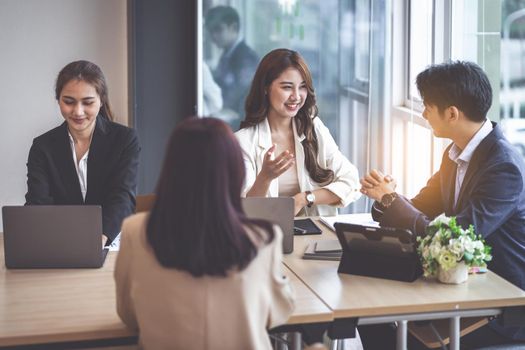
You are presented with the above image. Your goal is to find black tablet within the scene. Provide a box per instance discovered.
[335,223,416,255]
[334,222,422,282]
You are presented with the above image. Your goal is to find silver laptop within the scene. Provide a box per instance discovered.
[2,205,108,268]
[242,197,294,254]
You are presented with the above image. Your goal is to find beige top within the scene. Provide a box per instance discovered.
[278,163,301,197]
[114,213,295,350]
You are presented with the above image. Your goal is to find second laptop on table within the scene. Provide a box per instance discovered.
[2,205,108,269]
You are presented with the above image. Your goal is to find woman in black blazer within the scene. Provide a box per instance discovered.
[25,60,140,244]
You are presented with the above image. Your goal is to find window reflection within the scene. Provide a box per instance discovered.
[202,0,340,137]
[409,0,433,102]
[200,0,381,214]
[204,5,259,129]
[501,0,525,158]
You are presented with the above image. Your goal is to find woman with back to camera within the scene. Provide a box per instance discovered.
[236,48,361,216]
[114,117,294,350]
[25,60,140,244]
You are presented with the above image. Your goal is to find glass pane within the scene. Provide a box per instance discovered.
[409,0,433,101]
[338,0,377,214]
[391,117,405,195]
[406,122,432,198]
[340,0,370,92]
[451,0,479,62]
[451,0,501,121]
[355,0,370,83]
[202,0,340,136]
[501,0,525,159]
[200,0,385,215]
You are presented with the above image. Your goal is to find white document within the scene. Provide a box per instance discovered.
[319,213,379,231]
[108,233,121,251]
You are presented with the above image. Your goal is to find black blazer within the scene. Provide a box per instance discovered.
[25,116,140,242]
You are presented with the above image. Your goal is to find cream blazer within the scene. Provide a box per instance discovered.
[235,117,361,216]
[114,213,294,350]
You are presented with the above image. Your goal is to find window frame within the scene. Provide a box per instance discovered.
[390,0,452,197]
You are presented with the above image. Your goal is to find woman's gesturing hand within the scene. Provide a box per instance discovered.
[259,144,295,181]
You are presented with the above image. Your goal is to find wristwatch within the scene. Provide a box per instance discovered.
[305,191,316,208]
[380,192,398,208]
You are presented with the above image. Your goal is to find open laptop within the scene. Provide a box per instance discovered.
[2,205,109,268]
[242,197,294,254]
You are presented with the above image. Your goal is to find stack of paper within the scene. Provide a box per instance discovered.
[319,213,379,231]
[302,239,342,261]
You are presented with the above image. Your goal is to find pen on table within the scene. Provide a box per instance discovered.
[294,226,307,234]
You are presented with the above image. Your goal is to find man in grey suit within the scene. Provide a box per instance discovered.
[205,5,259,129]
[360,61,525,349]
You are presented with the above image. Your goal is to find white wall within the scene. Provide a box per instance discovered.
[0,0,128,227]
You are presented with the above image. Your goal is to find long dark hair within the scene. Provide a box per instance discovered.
[55,60,115,121]
[241,48,334,185]
[147,117,274,277]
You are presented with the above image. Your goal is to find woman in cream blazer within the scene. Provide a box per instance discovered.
[236,49,361,216]
[114,118,294,350]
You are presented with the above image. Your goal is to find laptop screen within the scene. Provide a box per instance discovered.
[241,197,294,254]
[2,205,106,268]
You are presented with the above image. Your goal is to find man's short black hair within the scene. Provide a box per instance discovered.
[205,5,240,31]
[416,61,493,122]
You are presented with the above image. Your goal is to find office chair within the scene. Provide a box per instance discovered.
[135,194,156,213]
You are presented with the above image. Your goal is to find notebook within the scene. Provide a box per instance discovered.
[2,205,109,268]
[242,197,294,254]
[302,239,342,261]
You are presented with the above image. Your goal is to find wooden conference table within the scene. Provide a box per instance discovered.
[0,235,331,349]
[2,218,525,350]
[283,218,525,350]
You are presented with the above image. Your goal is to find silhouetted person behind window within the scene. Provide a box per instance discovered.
[205,5,259,130]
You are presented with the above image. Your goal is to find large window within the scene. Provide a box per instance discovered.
[500,1,525,157]
[391,0,501,198]
[199,0,389,213]
[408,0,433,102]
[198,0,515,213]
[392,1,447,197]
[200,0,340,134]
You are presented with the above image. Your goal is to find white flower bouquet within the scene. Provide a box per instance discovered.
[417,214,492,278]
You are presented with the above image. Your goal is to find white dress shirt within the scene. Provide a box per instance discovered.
[448,119,493,207]
[68,132,89,201]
